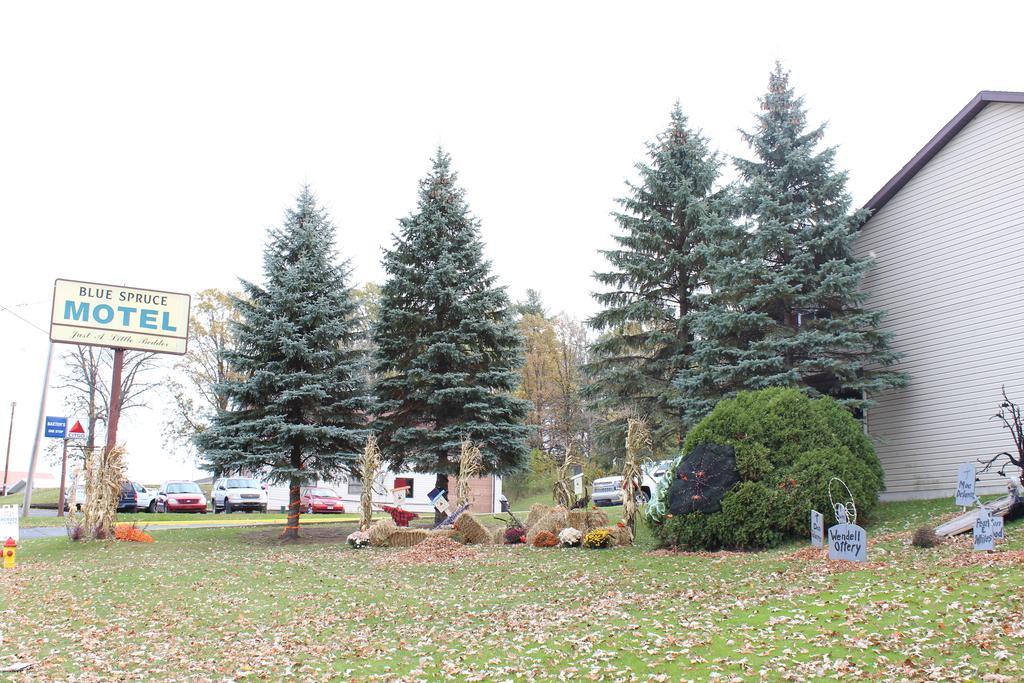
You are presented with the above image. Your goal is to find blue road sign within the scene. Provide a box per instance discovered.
[44,416,67,439]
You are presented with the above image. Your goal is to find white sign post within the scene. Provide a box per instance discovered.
[955,463,976,506]
[973,508,994,551]
[810,510,824,548]
[0,504,18,543]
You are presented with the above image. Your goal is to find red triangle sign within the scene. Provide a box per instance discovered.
[68,420,85,434]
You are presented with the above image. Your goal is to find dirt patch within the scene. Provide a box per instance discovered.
[784,545,886,573]
[376,535,479,565]
[243,522,359,545]
[942,549,1024,568]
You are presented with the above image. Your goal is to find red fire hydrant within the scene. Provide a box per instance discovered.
[2,537,15,569]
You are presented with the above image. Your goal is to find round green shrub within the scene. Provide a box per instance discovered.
[648,388,884,550]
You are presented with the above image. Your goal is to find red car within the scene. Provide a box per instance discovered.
[156,481,208,513]
[300,487,346,514]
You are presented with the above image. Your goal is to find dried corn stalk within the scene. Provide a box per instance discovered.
[81,445,127,540]
[552,444,583,508]
[623,416,652,535]
[359,434,382,530]
[453,437,483,509]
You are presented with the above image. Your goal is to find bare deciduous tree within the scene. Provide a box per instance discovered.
[162,289,240,461]
[58,345,161,454]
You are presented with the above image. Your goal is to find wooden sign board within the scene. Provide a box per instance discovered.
[0,504,18,543]
[955,463,976,506]
[810,510,824,548]
[992,515,1004,542]
[827,523,867,562]
[973,509,994,551]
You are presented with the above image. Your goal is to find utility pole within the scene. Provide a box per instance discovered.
[105,348,125,456]
[56,438,69,517]
[1,401,14,497]
[22,342,54,518]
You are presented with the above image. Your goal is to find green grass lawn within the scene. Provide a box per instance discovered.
[2,498,1022,680]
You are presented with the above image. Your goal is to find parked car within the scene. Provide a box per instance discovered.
[300,487,346,514]
[132,482,157,512]
[591,460,672,507]
[117,481,139,512]
[211,477,268,513]
[155,481,208,513]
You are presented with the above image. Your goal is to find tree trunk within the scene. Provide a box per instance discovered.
[280,446,303,540]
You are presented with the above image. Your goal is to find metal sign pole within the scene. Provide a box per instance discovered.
[2,401,14,496]
[57,438,69,517]
[22,342,55,518]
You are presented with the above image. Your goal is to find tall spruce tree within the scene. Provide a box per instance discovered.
[586,103,729,455]
[197,187,368,539]
[678,64,906,421]
[373,150,529,511]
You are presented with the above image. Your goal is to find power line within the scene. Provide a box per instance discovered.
[0,301,48,336]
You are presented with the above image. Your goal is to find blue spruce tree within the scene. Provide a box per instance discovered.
[587,103,731,455]
[197,187,369,539]
[678,65,906,421]
[373,150,530,515]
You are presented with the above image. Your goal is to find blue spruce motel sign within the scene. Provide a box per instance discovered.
[49,279,191,355]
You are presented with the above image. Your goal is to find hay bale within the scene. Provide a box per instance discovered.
[525,505,568,545]
[492,526,506,544]
[566,509,587,532]
[454,514,493,545]
[586,508,610,531]
[525,503,551,530]
[387,528,445,548]
[565,508,610,533]
[367,518,397,547]
[607,525,633,547]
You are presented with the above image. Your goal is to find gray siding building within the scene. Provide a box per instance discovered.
[857,91,1024,500]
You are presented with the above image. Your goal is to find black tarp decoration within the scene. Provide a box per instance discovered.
[667,443,739,516]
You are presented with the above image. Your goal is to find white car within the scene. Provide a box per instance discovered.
[211,477,268,513]
[132,482,158,512]
[591,460,672,507]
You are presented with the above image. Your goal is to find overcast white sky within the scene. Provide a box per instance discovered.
[2,1,1022,484]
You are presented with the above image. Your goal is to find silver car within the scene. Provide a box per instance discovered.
[591,460,672,507]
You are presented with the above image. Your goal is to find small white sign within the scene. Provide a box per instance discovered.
[992,515,1005,542]
[433,496,449,514]
[828,523,867,562]
[66,418,87,441]
[955,463,976,506]
[973,508,994,551]
[810,510,824,548]
[573,476,583,497]
[0,504,18,544]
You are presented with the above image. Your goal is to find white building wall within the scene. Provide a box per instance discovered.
[266,471,503,513]
[855,101,1024,499]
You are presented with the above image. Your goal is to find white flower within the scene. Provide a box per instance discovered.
[347,530,370,548]
[558,527,583,546]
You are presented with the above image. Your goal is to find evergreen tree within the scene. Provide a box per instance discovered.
[197,187,368,539]
[678,64,906,421]
[373,150,530,511]
[586,103,729,455]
